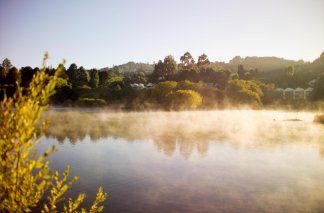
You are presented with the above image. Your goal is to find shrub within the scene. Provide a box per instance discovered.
[225,79,263,106]
[105,76,124,89]
[176,80,203,91]
[151,81,177,104]
[0,53,107,212]
[314,114,324,124]
[75,98,107,107]
[166,89,202,110]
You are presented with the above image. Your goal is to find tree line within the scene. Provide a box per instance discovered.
[1,51,324,110]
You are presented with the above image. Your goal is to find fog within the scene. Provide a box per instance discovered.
[38,109,324,213]
[43,109,324,158]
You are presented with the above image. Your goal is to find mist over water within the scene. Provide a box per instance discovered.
[44,110,324,157]
[40,109,324,213]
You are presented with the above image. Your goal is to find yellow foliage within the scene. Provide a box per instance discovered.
[0,53,107,213]
[166,89,202,110]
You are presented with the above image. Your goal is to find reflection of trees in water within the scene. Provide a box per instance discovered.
[43,111,214,158]
[154,136,209,158]
[43,110,324,158]
[154,136,177,157]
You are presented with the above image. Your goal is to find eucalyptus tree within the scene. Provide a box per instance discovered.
[180,52,195,70]
[153,55,178,81]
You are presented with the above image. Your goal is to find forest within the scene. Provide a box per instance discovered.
[1,51,324,110]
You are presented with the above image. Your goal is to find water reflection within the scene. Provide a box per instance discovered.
[40,109,324,213]
[43,109,324,158]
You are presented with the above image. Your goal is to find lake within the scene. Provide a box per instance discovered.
[39,109,324,213]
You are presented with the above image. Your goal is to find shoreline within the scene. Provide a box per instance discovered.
[46,105,324,113]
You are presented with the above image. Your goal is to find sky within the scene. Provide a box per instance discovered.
[0,0,323,69]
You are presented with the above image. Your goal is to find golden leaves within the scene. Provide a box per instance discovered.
[0,53,107,212]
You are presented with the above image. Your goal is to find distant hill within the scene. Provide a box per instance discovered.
[213,56,304,73]
[310,52,324,74]
[98,52,324,76]
[100,62,154,74]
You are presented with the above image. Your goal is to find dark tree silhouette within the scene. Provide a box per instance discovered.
[180,52,195,70]
[2,58,13,71]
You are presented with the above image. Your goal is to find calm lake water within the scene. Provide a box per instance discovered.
[39,110,324,213]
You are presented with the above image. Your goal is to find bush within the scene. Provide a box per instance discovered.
[0,54,107,212]
[226,79,263,106]
[166,89,202,110]
[176,80,203,91]
[105,76,124,89]
[151,81,177,104]
[75,98,107,107]
[314,114,324,124]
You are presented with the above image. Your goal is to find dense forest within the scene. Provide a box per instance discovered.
[1,51,324,110]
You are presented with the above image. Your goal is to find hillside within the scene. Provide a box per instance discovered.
[99,53,323,75]
[216,56,304,73]
[100,62,154,74]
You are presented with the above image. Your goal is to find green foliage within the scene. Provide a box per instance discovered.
[56,77,70,89]
[311,52,324,74]
[199,68,231,89]
[75,98,107,107]
[2,51,324,109]
[1,66,19,85]
[72,85,92,100]
[0,53,107,212]
[166,90,202,110]
[312,74,324,100]
[105,76,124,89]
[151,81,177,104]
[2,58,13,71]
[131,71,147,84]
[176,80,203,91]
[180,52,195,70]
[237,64,251,80]
[89,69,99,88]
[50,77,74,104]
[20,66,36,87]
[226,79,263,106]
[98,70,110,86]
[152,55,177,81]
[67,63,78,81]
[229,56,301,73]
[0,66,7,80]
[255,81,275,105]
[141,79,219,110]
[110,66,122,76]
[77,67,90,83]
[197,54,210,67]
[177,69,199,82]
[163,55,178,78]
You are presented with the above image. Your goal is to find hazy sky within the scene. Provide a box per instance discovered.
[0,0,323,68]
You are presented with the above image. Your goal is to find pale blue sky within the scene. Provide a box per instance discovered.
[0,0,323,68]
